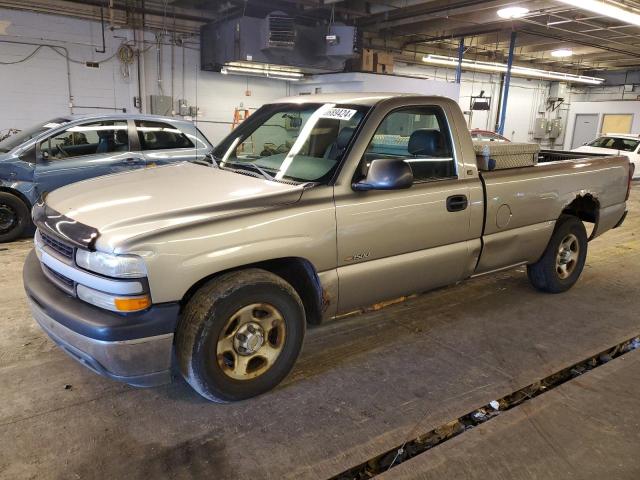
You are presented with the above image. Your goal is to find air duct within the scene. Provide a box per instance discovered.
[201,12,355,75]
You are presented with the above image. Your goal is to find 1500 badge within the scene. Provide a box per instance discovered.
[344,252,370,262]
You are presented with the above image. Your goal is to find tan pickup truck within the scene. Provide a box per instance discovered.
[23,93,634,402]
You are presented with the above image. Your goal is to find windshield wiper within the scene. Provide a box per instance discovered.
[223,161,276,182]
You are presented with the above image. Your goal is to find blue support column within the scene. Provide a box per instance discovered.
[497,31,517,136]
[455,37,465,84]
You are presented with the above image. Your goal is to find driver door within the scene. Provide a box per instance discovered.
[335,105,473,313]
[34,119,143,195]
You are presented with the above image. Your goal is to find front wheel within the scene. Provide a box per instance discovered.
[527,214,588,293]
[0,192,30,243]
[176,268,306,402]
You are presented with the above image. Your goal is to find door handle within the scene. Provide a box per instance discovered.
[446,195,468,212]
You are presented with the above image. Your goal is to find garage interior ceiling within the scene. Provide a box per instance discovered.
[2,0,640,74]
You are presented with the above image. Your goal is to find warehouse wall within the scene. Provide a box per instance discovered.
[2,7,626,151]
[0,7,290,145]
[563,100,640,150]
[394,62,553,143]
[293,72,460,100]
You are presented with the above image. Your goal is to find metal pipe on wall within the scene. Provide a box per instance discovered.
[497,31,516,136]
[455,37,464,84]
[0,39,73,113]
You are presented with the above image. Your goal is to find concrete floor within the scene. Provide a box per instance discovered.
[1,186,639,480]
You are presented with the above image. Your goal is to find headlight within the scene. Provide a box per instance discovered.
[75,249,147,278]
[77,284,151,313]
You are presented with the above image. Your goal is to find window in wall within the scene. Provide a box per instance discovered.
[601,114,633,135]
[135,121,194,150]
[361,106,456,182]
[41,120,129,160]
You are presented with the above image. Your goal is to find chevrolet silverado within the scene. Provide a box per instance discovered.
[23,93,633,402]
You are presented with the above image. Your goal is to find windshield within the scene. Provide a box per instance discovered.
[0,117,71,153]
[213,103,369,183]
[587,136,639,152]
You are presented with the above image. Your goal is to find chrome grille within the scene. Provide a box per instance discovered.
[39,230,74,260]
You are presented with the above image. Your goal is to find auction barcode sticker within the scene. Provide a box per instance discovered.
[320,108,357,121]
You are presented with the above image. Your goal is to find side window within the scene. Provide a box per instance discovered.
[362,106,456,182]
[41,121,129,161]
[135,121,194,151]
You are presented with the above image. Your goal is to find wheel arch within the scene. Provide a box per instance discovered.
[0,186,32,212]
[562,193,600,240]
[180,257,326,326]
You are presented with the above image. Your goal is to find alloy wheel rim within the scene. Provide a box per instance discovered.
[556,233,579,279]
[0,204,17,233]
[216,303,286,381]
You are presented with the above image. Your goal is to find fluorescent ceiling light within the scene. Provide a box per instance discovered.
[556,0,640,26]
[551,48,573,57]
[220,64,303,81]
[497,6,530,18]
[422,54,604,85]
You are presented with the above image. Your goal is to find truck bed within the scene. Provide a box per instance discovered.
[538,149,611,163]
[475,153,630,274]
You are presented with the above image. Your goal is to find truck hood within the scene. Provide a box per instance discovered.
[45,162,305,251]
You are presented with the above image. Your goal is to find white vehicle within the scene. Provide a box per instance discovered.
[572,134,640,179]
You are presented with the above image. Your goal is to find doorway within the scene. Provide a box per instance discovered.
[571,114,599,149]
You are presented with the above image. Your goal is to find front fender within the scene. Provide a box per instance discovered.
[0,179,38,208]
[0,159,37,206]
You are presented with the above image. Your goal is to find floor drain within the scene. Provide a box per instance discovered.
[330,335,640,480]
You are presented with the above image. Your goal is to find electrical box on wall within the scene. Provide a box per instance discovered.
[533,118,548,139]
[548,82,567,102]
[177,99,190,116]
[548,118,563,139]
[149,95,173,115]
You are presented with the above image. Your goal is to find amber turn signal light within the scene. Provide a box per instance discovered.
[115,295,151,312]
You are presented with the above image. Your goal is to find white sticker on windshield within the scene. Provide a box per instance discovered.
[320,108,357,121]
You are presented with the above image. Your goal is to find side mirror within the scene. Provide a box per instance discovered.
[352,158,413,191]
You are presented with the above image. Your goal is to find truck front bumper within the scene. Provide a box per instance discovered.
[23,250,179,387]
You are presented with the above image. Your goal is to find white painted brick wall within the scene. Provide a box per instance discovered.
[0,7,290,144]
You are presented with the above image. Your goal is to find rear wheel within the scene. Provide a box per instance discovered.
[176,268,306,402]
[0,193,29,243]
[527,214,588,293]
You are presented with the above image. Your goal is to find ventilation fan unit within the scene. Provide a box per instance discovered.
[200,12,356,74]
[262,13,296,50]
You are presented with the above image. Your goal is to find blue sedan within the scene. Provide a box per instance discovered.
[0,114,213,242]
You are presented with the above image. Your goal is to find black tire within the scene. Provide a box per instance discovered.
[527,214,588,293]
[0,192,30,243]
[176,268,306,403]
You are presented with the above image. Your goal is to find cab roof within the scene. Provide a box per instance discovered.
[270,92,445,107]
